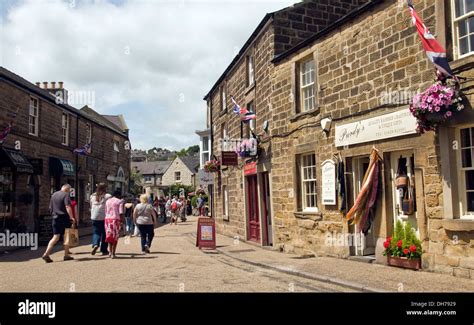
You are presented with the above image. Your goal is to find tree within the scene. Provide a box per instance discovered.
[186,145,200,155]
[129,168,143,196]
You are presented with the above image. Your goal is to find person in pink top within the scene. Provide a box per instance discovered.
[104,190,124,259]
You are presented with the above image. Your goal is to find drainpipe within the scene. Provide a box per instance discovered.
[75,114,79,225]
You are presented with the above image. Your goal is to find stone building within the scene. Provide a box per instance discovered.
[131,160,172,198]
[161,156,200,189]
[204,0,370,245]
[0,67,131,236]
[205,0,474,278]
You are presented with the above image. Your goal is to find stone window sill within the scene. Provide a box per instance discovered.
[294,211,322,221]
[450,54,474,73]
[219,109,227,117]
[245,82,255,95]
[441,219,474,232]
[289,107,320,123]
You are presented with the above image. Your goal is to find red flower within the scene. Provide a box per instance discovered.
[383,241,390,249]
[397,240,403,248]
[409,244,417,253]
[387,236,392,242]
[403,248,409,255]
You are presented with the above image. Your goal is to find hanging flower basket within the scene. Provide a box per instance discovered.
[409,79,464,134]
[235,138,259,158]
[203,160,220,173]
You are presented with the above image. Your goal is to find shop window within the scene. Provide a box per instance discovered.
[298,58,316,113]
[29,97,39,136]
[452,0,474,58]
[458,126,474,218]
[0,172,13,217]
[297,153,318,212]
[61,113,69,146]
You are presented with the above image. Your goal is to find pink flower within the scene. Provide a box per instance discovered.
[446,111,452,117]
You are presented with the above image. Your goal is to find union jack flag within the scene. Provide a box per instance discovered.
[231,96,249,115]
[0,122,12,144]
[240,111,256,122]
[408,0,454,78]
[73,143,91,155]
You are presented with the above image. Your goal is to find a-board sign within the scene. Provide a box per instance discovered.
[196,217,216,250]
[38,215,53,246]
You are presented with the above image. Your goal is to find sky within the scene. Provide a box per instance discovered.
[0,0,298,150]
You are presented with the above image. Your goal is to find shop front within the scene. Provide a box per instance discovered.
[49,157,75,193]
[0,147,34,232]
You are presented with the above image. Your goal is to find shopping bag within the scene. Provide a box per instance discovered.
[64,227,79,247]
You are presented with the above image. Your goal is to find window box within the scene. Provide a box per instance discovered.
[387,255,421,270]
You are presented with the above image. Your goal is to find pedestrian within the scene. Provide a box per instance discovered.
[41,184,76,263]
[170,196,181,225]
[159,195,166,223]
[104,189,124,259]
[90,183,111,256]
[133,194,158,254]
[124,198,135,236]
[179,197,187,222]
[197,194,205,216]
[186,198,192,216]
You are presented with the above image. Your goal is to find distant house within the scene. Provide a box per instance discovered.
[162,156,200,188]
[131,160,172,198]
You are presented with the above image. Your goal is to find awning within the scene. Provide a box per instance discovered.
[49,157,75,176]
[0,148,34,174]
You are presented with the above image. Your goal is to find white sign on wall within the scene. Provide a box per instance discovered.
[335,108,417,147]
[321,160,336,205]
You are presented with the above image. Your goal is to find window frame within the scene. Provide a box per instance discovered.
[61,113,69,146]
[451,0,474,59]
[144,175,152,184]
[457,125,474,219]
[175,171,181,183]
[298,58,316,113]
[113,141,119,163]
[223,185,229,220]
[202,136,210,165]
[247,54,255,87]
[299,153,318,212]
[221,85,227,111]
[29,97,39,136]
[86,123,92,145]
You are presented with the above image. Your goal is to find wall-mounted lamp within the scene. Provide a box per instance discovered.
[321,117,332,133]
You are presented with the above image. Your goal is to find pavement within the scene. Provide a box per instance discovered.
[0,216,472,292]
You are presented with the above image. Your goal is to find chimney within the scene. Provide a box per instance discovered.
[42,81,48,89]
[35,82,41,87]
[51,81,56,89]
[58,81,63,89]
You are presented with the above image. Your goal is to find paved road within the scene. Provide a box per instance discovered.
[0,217,355,292]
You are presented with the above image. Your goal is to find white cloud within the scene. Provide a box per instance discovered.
[1,0,298,150]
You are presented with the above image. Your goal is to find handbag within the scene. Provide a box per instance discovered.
[395,156,408,189]
[402,186,414,215]
[64,224,79,247]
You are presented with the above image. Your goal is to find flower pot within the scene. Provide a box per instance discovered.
[387,254,421,270]
[424,111,445,123]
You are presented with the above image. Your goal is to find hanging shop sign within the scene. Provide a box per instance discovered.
[221,151,238,166]
[321,160,336,205]
[244,161,257,176]
[196,217,216,250]
[335,108,417,147]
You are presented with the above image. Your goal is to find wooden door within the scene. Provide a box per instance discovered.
[246,175,260,242]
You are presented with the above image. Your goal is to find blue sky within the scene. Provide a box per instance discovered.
[0,0,298,150]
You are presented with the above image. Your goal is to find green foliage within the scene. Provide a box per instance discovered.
[167,184,195,198]
[191,195,208,207]
[129,169,143,196]
[384,220,422,259]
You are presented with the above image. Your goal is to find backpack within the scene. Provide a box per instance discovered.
[171,201,178,211]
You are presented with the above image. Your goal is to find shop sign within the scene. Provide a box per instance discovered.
[335,108,417,147]
[196,217,216,250]
[221,151,238,166]
[321,160,336,205]
[244,161,257,176]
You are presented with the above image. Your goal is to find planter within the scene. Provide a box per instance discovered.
[424,111,446,123]
[387,254,421,270]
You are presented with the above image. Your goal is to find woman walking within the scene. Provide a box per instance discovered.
[104,190,124,259]
[90,183,111,255]
[133,194,158,254]
[124,198,135,236]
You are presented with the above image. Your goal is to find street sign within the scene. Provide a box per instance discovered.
[196,217,216,250]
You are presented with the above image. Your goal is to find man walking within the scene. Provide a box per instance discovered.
[42,184,76,263]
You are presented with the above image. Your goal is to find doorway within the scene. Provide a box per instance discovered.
[26,175,39,233]
[350,156,376,256]
[390,150,418,233]
[260,172,272,246]
[246,175,260,242]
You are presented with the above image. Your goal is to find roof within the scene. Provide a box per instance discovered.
[131,160,172,175]
[80,106,126,134]
[272,0,384,63]
[103,114,129,131]
[0,66,128,138]
[179,155,200,173]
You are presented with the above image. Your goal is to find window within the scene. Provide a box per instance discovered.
[86,123,92,145]
[175,171,181,182]
[221,123,228,151]
[144,175,152,183]
[247,55,255,86]
[61,113,69,145]
[299,59,316,112]
[202,136,210,166]
[113,141,119,163]
[206,100,211,128]
[29,97,39,136]
[221,86,227,111]
[452,0,474,58]
[243,102,255,138]
[299,153,317,212]
[223,185,229,220]
[0,172,13,217]
[458,127,474,218]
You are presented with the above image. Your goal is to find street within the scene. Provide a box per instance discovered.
[0,216,355,292]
